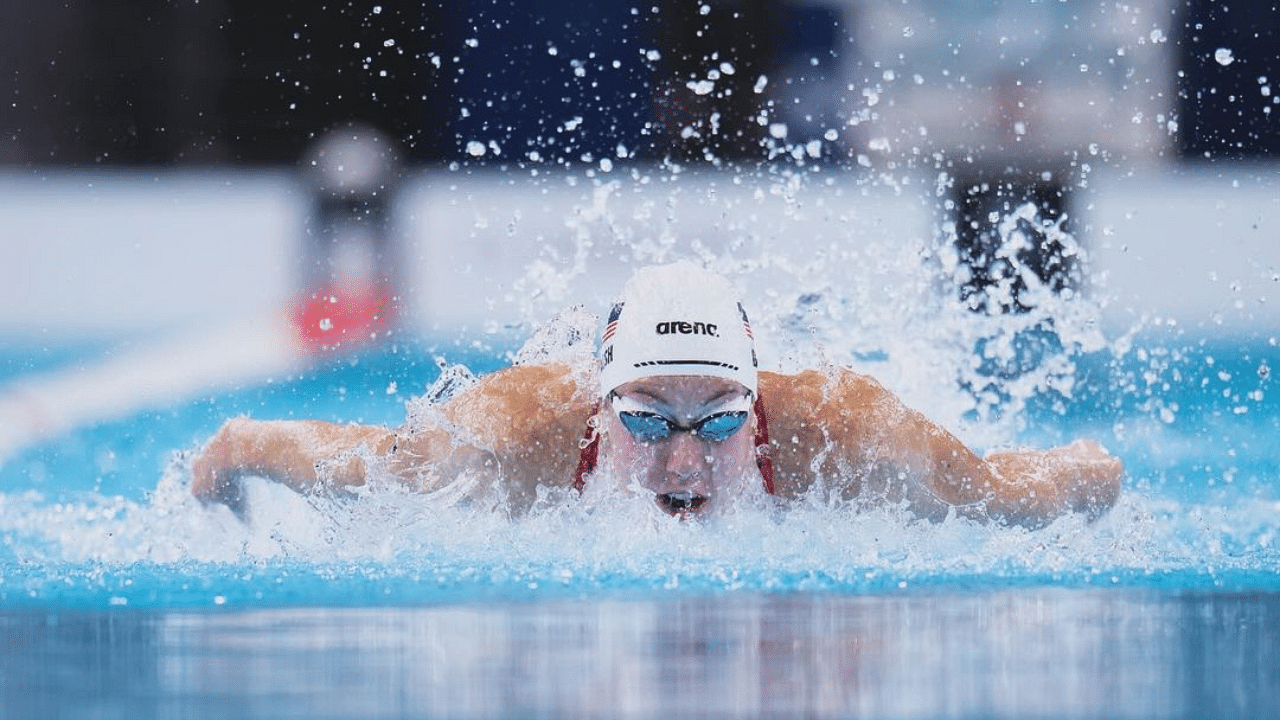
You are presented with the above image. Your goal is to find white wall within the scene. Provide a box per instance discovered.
[1082,166,1280,334]
[1,164,1278,341]
[0,170,303,337]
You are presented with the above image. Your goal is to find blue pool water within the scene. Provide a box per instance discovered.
[1,330,1278,718]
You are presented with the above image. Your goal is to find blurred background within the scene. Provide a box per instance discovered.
[6,0,1277,166]
[1,0,1278,341]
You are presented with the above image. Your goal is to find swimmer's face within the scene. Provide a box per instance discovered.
[600,375,760,517]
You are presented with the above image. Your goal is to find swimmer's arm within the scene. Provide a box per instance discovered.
[980,440,1123,524]
[191,362,588,515]
[192,418,395,513]
[890,415,1123,525]
[787,368,1122,525]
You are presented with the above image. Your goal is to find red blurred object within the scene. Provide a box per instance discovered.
[293,283,394,353]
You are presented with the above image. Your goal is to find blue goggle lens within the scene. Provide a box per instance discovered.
[617,410,749,443]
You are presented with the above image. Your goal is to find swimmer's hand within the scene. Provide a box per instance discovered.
[191,418,395,521]
[191,418,254,519]
[984,439,1123,526]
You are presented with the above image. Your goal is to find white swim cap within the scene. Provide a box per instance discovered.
[599,262,758,397]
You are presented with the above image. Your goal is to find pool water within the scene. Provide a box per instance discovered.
[1,331,1278,718]
[6,591,1277,719]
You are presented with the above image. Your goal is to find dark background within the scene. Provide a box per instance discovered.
[1175,0,1280,160]
[1,0,812,166]
[2,0,1276,167]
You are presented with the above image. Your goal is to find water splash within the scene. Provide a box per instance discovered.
[2,167,1277,609]
[3,450,1276,610]
[489,168,1112,448]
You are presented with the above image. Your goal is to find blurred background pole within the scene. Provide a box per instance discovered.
[294,123,403,353]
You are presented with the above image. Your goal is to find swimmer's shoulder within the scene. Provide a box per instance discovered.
[761,367,896,444]
[760,367,892,414]
[421,362,592,497]
[473,362,594,408]
[444,362,595,442]
[759,368,904,497]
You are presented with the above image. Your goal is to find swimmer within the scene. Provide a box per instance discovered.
[193,262,1123,526]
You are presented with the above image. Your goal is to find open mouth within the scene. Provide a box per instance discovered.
[657,491,707,513]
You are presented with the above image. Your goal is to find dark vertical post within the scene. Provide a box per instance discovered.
[294,123,402,353]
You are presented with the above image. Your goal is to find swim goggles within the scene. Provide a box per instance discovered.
[609,392,752,444]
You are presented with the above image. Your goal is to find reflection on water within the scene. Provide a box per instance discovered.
[5,590,1277,719]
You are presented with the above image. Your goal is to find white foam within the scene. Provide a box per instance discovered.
[4,459,1275,592]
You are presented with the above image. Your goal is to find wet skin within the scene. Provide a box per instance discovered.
[598,376,762,517]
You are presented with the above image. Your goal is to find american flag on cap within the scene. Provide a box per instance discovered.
[602,302,623,343]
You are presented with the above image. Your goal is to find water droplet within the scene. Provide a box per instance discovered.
[686,79,715,95]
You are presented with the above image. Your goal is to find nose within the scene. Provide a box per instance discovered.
[665,432,708,482]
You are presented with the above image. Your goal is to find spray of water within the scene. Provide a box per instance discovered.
[1,163,1276,608]
[2,442,1276,609]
